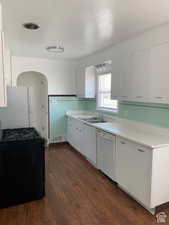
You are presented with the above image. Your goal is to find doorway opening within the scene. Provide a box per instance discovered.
[17,71,48,140]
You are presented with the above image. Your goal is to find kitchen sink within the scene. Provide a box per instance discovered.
[89,120,107,124]
[81,118,107,124]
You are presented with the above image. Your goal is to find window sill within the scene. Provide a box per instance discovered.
[96,107,119,114]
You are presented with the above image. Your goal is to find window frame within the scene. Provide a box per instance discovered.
[96,72,118,113]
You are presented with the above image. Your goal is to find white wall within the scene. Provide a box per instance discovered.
[78,23,169,67]
[12,56,77,95]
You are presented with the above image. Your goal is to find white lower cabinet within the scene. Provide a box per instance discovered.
[67,117,169,213]
[67,117,74,146]
[67,118,96,164]
[116,137,169,212]
[67,117,83,151]
[83,123,96,163]
[116,137,152,208]
[96,130,116,181]
[72,120,84,151]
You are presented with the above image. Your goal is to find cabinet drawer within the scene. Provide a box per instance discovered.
[118,138,150,153]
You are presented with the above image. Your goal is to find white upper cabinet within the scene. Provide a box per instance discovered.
[130,49,150,102]
[118,54,132,101]
[111,43,169,104]
[76,66,85,97]
[116,49,150,103]
[111,58,121,100]
[111,54,132,101]
[149,43,169,103]
[76,66,96,98]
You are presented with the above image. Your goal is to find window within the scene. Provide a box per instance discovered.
[97,73,118,111]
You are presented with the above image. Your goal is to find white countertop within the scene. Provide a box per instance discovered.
[66,110,169,149]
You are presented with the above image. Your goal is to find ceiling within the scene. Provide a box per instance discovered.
[2,0,169,59]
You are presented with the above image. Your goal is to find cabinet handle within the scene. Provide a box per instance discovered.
[121,96,127,98]
[136,96,142,99]
[137,149,145,153]
[120,141,126,145]
[155,97,163,99]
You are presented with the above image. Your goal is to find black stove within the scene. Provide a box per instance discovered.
[2,128,42,142]
[0,127,45,208]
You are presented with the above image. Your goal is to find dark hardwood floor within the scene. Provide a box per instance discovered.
[0,143,167,225]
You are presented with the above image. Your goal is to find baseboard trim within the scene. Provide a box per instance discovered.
[50,136,66,144]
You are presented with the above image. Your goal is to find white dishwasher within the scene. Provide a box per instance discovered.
[96,129,116,182]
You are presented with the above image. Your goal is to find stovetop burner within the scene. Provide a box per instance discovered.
[1,128,41,142]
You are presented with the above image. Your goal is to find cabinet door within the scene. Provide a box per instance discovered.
[66,117,72,144]
[119,54,132,101]
[97,132,116,181]
[149,43,169,103]
[0,32,6,107]
[69,118,84,153]
[2,32,12,88]
[76,67,85,98]
[116,137,152,207]
[67,117,73,145]
[76,66,96,98]
[85,66,96,98]
[67,117,79,148]
[72,119,80,150]
[130,49,150,102]
[75,121,85,154]
[83,124,96,163]
[111,59,121,100]
[3,49,12,87]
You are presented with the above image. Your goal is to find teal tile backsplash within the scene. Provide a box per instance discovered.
[49,96,96,142]
[49,96,169,142]
[103,101,169,128]
[118,102,169,128]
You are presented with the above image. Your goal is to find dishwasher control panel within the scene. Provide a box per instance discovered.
[96,129,115,140]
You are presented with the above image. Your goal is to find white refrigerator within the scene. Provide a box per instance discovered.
[0,87,30,129]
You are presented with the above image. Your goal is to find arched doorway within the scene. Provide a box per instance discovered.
[17,71,48,140]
